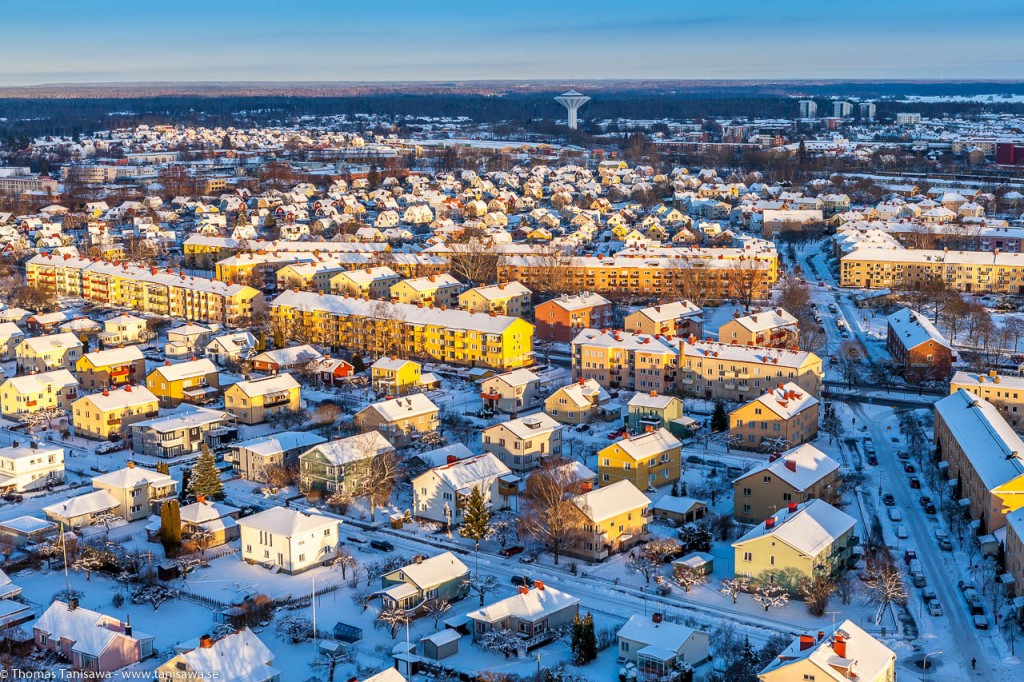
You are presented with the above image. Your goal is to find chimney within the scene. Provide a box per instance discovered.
[197,495,206,504]
[446,455,458,465]
[788,502,798,514]
[10,441,17,449]
[127,461,135,469]
[533,580,545,590]
[125,385,132,392]
[30,441,37,450]
[817,630,825,641]
[165,360,171,366]
[799,634,815,651]
[124,615,132,637]
[831,632,847,659]
[652,612,663,624]
[102,389,109,396]
[649,390,657,397]
[199,634,213,649]
[518,586,530,595]
[68,598,79,611]
[785,459,796,473]
[765,517,776,529]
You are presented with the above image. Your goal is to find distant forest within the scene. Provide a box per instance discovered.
[1,80,1024,148]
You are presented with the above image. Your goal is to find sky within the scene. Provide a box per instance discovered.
[2,0,1023,85]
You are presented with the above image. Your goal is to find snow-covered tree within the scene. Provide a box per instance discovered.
[464,573,499,606]
[752,582,790,613]
[72,547,104,581]
[129,583,177,611]
[626,553,659,584]
[186,445,223,501]
[863,550,907,624]
[375,603,410,639]
[673,563,707,593]
[276,615,315,643]
[487,512,518,549]
[719,577,750,604]
[479,627,519,657]
[328,548,357,580]
[800,575,835,617]
[643,537,682,563]
[424,598,451,627]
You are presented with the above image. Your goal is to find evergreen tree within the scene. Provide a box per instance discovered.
[580,612,597,664]
[671,480,680,497]
[178,467,191,502]
[159,500,181,555]
[187,445,224,502]
[459,486,490,552]
[367,165,380,190]
[711,400,728,432]
[570,613,584,664]
[351,353,365,373]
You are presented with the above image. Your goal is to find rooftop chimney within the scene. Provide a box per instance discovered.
[446,455,458,465]
[518,586,530,595]
[127,461,135,469]
[799,634,815,651]
[785,460,796,473]
[199,634,213,649]
[831,632,847,659]
[788,502,798,514]
[765,517,776,529]
[197,495,206,504]
[533,580,545,590]
[652,612,663,623]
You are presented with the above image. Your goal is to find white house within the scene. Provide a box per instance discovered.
[91,463,178,522]
[617,614,709,675]
[237,507,338,574]
[157,628,280,682]
[0,442,64,492]
[98,314,148,347]
[412,453,516,524]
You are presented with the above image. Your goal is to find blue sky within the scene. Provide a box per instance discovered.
[2,0,1022,85]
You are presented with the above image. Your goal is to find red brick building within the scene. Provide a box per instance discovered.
[535,293,613,343]
[886,307,955,383]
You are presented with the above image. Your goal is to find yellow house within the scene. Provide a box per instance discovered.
[269,291,534,371]
[544,379,610,425]
[758,620,896,682]
[72,385,159,440]
[598,428,681,490]
[732,444,840,524]
[15,333,83,374]
[146,358,221,408]
[458,282,533,317]
[354,393,439,448]
[183,235,242,270]
[75,346,147,390]
[729,383,819,452]
[0,370,79,417]
[388,274,463,307]
[329,266,401,298]
[370,357,421,396]
[732,499,856,584]
[567,480,650,562]
[224,374,302,425]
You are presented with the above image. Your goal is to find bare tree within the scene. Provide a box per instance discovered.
[487,512,518,549]
[800,575,835,617]
[726,258,766,312]
[463,573,499,606]
[517,459,588,565]
[448,239,499,285]
[643,537,682,563]
[348,440,403,518]
[375,603,410,640]
[424,598,451,627]
[863,549,908,624]
[626,553,660,585]
[328,547,358,581]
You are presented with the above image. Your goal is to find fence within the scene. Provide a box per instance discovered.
[276,582,341,608]
[178,587,230,611]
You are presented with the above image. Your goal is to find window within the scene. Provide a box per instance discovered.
[743,552,752,562]
[743,487,751,497]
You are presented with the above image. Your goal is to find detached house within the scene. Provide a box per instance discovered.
[34,601,155,673]
[617,615,709,677]
[371,357,422,397]
[482,413,563,472]
[166,324,214,360]
[252,345,323,374]
[729,382,819,451]
[298,431,395,495]
[467,584,579,650]
[412,453,516,524]
[758,620,895,682]
[626,392,684,433]
[568,480,650,562]
[625,301,703,338]
[224,374,302,425]
[354,394,439,448]
[98,314,148,347]
[92,462,178,522]
[375,552,470,613]
[130,406,236,459]
[481,368,543,415]
[146,358,221,407]
[237,507,338,574]
[459,282,532,317]
[75,346,147,390]
[43,490,120,528]
[732,444,840,524]
[0,442,64,492]
[719,309,799,349]
[597,428,682,490]
[230,431,327,483]
[156,628,280,682]
[544,379,611,425]
[0,369,79,417]
[16,332,83,373]
[886,307,955,383]
[0,322,25,360]
[205,331,256,366]
[733,499,856,583]
[72,385,159,440]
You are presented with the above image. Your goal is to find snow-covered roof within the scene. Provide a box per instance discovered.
[253,344,323,366]
[0,442,62,462]
[727,308,798,333]
[608,428,680,462]
[951,370,1024,391]
[304,431,394,467]
[553,379,610,408]
[572,329,680,354]
[236,507,336,538]
[235,431,327,456]
[738,443,839,491]
[617,614,701,653]
[683,340,817,368]
[93,464,174,490]
[43,490,120,519]
[231,373,300,398]
[19,332,82,354]
[887,307,951,351]
[77,385,157,412]
[4,368,78,394]
[759,619,894,682]
[627,391,678,411]
[35,601,153,657]
[361,394,438,422]
[488,413,561,440]
[935,389,1024,490]
[413,443,475,469]
[392,552,468,590]
[426,453,511,494]
[170,628,279,682]
[542,292,610,312]
[733,499,855,557]
[743,382,819,420]
[650,496,706,515]
[631,300,702,323]
[395,274,461,292]
[466,585,579,624]
[362,669,408,682]
[179,500,240,526]
[573,480,650,522]
[0,515,55,534]
[132,405,228,433]
[79,345,145,368]
[151,358,219,382]
[487,368,540,388]
[371,356,419,372]
[465,282,531,300]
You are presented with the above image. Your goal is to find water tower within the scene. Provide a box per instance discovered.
[554,90,590,130]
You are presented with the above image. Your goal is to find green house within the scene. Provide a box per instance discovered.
[375,552,471,614]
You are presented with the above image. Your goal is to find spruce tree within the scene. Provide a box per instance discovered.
[187,445,224,502]
[178,467,191,501]
[459,486,490,552]
[581,612,597,664]
[351,353,365,373]
[570,612,584,664]
[711,400,729,432]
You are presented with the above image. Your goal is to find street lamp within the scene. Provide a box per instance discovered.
[922,650,942,681]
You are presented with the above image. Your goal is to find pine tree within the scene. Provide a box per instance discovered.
[459,486,490,552]
[159,500,181,555]
[187,445,223,502]
[711,400,728,432]
[581,612,597,664]
[351,353,365,373]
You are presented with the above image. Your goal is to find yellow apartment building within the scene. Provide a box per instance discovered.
[729,383,819,451]
[732,444,840,524]
[597,428,681,490]
[950,370,1024,430]
[389,274,464,307]
[458,282,533,317]
[840,247,1024,293]
[0,370,79,417]
[72,385,159,440]
[329,266,402,298]
[16,333,83,374]
[146,358,221,407]
[75,346,147,390]
[224,374,302,425]
[567,480,650,562]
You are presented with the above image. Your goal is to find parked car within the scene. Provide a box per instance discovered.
[510,575,533,587]
[936,531,953,551]
[867,455,878,466]
[921,588,936,603]
[919,496,932,508]
[909,477,921,489]
[499,545,525,558]
[882,494,896,506]
[904,463,916,473]
[887,507,903,522]
[928,601,943,616]
[369,539,395,552]
[973,615,989,630]
[904,549,917,564]
[924,502,937,515]
[575,424,591,433]
[2,493,22,503]
[897,451,910,461]
[895,525,909,539]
